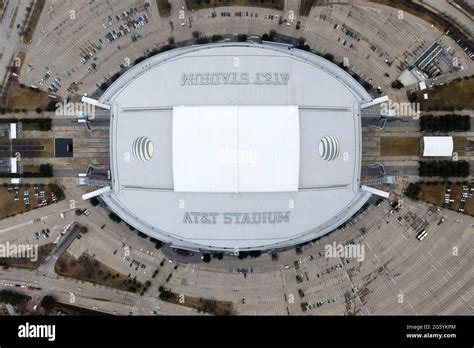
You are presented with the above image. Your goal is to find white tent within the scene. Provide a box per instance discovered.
[422,136,453,157]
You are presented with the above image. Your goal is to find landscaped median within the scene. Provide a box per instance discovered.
[184,0,284,11]
[158,286,234,315]
[0,243,54,270]
[380,136,421,156]
[55,252,143,293]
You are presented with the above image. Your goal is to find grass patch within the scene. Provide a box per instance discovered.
[185,0,284,11]
[463,195,474,216]
[21,124,41,131]
[22,165,40,173]
[6,82,50,111]
[380,136,420,156]
[415,79,474,111]
[0,244,54,270]
[21,0,46,43]
[55,252,143,293]
[52,302,107,315]
[38,138,54,157]
[300,0,319,16]
[407,181,474,217]
[450,184,463,211]
[0,289,30,305]
[453,137,467,156]
[0,184,57,219]
[415,182,446,206]
[156,0,171,17]
[159,287,234,315]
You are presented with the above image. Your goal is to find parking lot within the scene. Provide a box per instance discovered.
[154,197,473,315]
[0,183,57,219]
[0,175,472,315]
[17,0,474,101]
[0,199,74,251]
[19,0,165,97]
[65,214,161,284]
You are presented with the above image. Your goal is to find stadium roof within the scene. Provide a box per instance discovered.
[422,136,453,157]
[99,43,372,251]
[172,105,300,193]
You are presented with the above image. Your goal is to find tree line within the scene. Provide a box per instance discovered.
[420,115,470,132]
[419,160,470,178]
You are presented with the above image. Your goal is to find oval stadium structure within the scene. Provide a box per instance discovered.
[98,42,373,252]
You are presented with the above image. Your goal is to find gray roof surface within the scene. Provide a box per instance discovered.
[100,43,372,251]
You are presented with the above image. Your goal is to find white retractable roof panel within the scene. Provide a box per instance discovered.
[173,106,238,192]
[172,106,300,193]
[238,105,299,192]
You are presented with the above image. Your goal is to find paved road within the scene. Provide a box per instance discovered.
[422,0,473,36]
[0,0,29,83]
[0,268,137,315]
[0,266,196,315]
